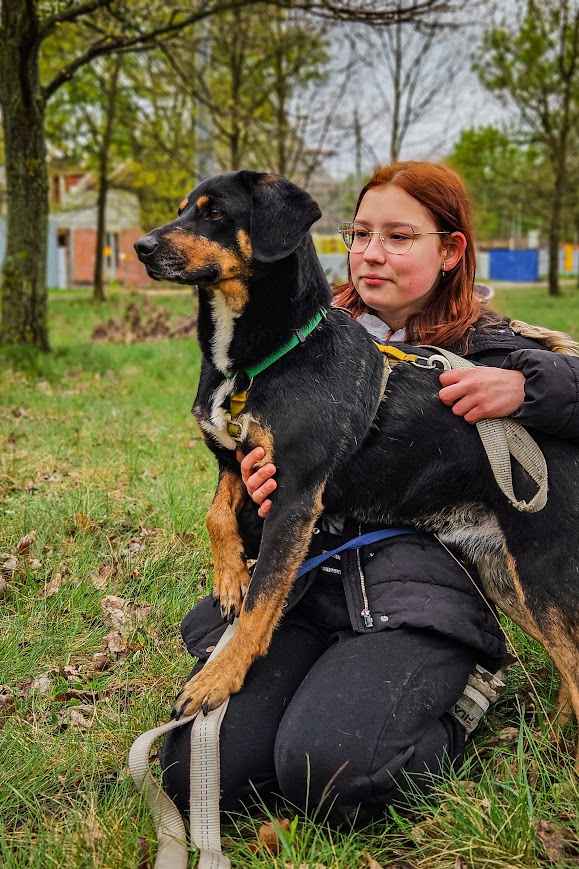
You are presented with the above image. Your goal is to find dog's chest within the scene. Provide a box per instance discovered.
[195,378,251,452]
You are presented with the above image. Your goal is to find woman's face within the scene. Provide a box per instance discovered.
[349,184,460,329]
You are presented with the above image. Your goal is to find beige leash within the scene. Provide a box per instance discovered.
[425,347,548,513]
[129,620,238,868]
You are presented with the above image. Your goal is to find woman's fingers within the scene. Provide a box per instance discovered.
[238,446,278,510]
[240,447,265,484]
[438,367,525,420]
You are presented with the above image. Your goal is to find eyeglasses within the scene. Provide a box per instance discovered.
[338,222,449,255]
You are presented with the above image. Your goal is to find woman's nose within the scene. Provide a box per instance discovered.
[363,235,386,261]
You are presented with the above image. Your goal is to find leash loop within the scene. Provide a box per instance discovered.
[421,345,548,513]
[129,622,238,868]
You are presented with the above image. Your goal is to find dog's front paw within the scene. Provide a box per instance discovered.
[172,655,246,719]
[213,555,250,622]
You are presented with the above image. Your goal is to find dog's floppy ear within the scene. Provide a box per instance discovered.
[241,172,321,263]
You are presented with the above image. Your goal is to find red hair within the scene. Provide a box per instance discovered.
[333,161,480,349]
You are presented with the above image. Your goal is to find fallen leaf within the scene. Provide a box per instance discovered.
[101,595,151,633]
[58,704,94,729]
[137,836,152,869]
[29,558,42,569]
[535,820,577,864]
[103,631,129,655]
[362,852,384,868]
[91,563,116,590]
[44,572,64,597]
[0,688,15,724]
[17,531,36,554]
[1,554,17,577]
[90,652,112,673]
[29,673,52,695]
[0,576,7,596]
[487,726,520,746]
[256,818,290,854]
[454,858,468,869]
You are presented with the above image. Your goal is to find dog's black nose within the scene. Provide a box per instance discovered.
[134,234,159,260]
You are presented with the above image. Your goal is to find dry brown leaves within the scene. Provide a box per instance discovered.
[361,853,384,868]
[1,531,39,593]
[101,594,152,657]
[251,818,291,855]
[536,820,579,864]
[92,299,196,344]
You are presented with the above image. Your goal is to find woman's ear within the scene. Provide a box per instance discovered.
[442,231,467,270]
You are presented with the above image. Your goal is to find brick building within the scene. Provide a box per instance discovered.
[0,163,148,288]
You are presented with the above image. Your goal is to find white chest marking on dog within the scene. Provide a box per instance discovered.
[209,294,239,375]
[198,378,253,452]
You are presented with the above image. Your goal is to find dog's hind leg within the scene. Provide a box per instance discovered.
[485,554,579,771]
[554,679,574,727]
[539,612,579,771]
[206,467,251,621]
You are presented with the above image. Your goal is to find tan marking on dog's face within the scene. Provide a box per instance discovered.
[178,197,189,213]
[165,230,249,312]
[196,194,209,209]
[236,229,252,261]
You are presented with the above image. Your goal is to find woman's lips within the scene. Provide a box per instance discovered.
[361,275,388,286]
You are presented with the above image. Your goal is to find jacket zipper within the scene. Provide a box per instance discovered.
[355,541,374,628]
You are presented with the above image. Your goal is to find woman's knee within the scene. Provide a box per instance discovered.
[273,705,468,824]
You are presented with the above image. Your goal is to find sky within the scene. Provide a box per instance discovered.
[318,12,513,179]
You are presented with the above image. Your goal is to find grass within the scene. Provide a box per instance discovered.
[0,285,578,868]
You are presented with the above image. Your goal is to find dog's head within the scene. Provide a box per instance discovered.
[134,171,321,313]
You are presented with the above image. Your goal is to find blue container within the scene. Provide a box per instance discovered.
[489,248,539,282]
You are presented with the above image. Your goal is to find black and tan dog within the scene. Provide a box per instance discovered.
[135,171,578,766]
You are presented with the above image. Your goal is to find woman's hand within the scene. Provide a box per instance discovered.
[236,447,277,518]
[438,367,525,424]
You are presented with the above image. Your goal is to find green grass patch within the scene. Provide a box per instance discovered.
[0,287,577,867]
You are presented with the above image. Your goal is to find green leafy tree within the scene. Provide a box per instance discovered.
[447,126,547,242]
[0,0,480,349]
[475,0,579,295]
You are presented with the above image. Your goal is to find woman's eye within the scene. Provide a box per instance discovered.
[390,233,411,241]
[353,230,370,239]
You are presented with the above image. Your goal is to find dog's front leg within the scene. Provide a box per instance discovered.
[206,467,250,621]
[174,483,325,718]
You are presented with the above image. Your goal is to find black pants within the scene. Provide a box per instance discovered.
[161,576,476,826]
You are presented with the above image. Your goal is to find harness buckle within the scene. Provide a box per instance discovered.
[409,354,448,371]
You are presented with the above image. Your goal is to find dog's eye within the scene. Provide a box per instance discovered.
[207,208,224,221]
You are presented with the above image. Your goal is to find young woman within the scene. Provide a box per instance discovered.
[161,162,579,826]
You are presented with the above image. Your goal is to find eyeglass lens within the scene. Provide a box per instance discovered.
[340,224,415,254]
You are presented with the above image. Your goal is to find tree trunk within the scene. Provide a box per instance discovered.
[93,55,122,302]
[0,3,50,349]
[548,154,566,297]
